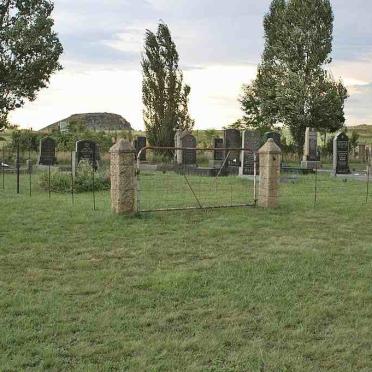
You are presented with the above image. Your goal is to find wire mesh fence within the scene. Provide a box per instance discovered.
[136,147,256,212]
[2,143,372,214]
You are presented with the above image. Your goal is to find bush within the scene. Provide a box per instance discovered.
[38,162,110,193]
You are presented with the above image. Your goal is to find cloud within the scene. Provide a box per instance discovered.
[345,83,372,125]
[9,0,372,129]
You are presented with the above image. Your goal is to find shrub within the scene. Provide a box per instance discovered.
[38,162,110,193]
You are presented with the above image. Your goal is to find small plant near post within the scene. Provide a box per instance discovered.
[258,139,281,208]
[110,139,137,215]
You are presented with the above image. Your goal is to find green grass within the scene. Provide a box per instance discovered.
[0,172,372,371]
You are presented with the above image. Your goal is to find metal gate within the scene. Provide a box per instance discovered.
[136,146,257,212]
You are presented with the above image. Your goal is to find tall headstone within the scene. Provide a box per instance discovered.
[76,140,100,170]
[301,128,321,169]
[134,136,147,161]
[175,130,197,165]
[181,133,197,165]
[239,130,261,176]
[333,132,350,175]
[38,137,57,166]
[224,129,241,167]
[264,132,281,149]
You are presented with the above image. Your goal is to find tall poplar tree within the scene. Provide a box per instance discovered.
[142,22,194,150]
[240,0,348,150]
[0,0,63,131]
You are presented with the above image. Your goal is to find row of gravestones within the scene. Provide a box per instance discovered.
[174,128,282,175]
[38,129,353,176]
[38,137,100,171]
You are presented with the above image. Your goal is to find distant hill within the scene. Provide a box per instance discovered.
[347,124,372,144]
[39,113,133,133]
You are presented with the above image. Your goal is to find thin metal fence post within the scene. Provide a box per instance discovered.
[92,146,96,211]
[16,140,20,194]
[2,144,5,190]
[366,162,370,204]
[136,155,141,213]
[253,152,257,205]
[71,151,74,205]
[48,164,51,199]
[314,164,318,207]
[29,143,32,197]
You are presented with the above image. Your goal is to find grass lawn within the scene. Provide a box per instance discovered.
[0,172,371,371]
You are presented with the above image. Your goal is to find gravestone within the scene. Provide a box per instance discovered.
[38,137,57,166]
[181,133,197,165]
[333,132,350,175]
[76,140,100,170]
[239,130,261,176]
[301,128,321,169]
[134,136,147,161]
[175,130,197,165]
[264,132,281,149]
[224,129,241,167]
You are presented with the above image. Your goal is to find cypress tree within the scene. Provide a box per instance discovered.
[142,22,194,152]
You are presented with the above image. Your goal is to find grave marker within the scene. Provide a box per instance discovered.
[224,129,241,166]
[134,136,147,161]
[38,137,57,166]
[333,132,350,175]
[76,140,100,170]
[239,130,261,176]
[301,128,320,169]
[175,130,197,165]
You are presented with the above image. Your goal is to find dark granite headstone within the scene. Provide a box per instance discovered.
[38,137,56,166]
[307,129,318,161]
[213,138,224,161]
[333,132,350,174]
[181,134,197,165]
[134,136,147,161]
[240,130,261,175]
[264,132,281,149]
[224,129,241,166]
[76,140,100,170]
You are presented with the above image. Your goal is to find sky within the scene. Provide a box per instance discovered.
[9,0,372,131]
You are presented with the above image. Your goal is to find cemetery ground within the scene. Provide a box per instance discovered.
[1,173,371,371]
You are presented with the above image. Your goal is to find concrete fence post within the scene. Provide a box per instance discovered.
[258,138,281,208]
[110,139,136,214]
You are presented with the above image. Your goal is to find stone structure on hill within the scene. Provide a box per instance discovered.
[39,113,132,133]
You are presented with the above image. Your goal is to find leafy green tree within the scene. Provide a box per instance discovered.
[240,0,348,152]
[142,22,194,152]
[10,130,40,152]
[348,130,360,153]
[0,0,63,130]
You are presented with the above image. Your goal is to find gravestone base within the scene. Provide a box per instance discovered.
[208,160,224,168]
[301,160,321,170]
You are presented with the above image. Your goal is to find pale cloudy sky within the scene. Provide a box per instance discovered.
[9,0,372,130]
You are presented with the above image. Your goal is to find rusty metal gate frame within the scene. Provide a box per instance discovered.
[136,146,258,212]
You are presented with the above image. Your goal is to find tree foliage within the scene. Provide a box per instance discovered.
[142,22,194,150]
[0,0,63,130]
[240,0,348,151]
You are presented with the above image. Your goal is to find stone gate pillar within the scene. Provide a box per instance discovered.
[110,139,136,214]
[258,138,281,208]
